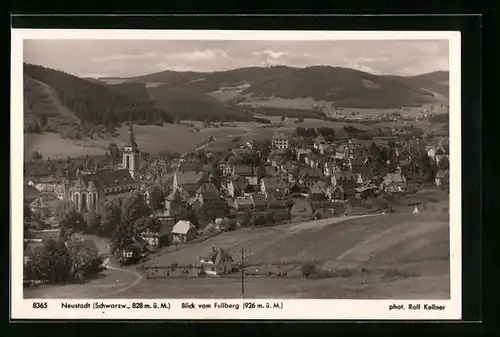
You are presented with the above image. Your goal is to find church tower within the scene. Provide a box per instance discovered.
[122,116,140,180]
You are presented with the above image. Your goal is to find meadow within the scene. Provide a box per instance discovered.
[125,210,450,299]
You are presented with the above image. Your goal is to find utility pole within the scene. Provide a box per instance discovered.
[241,248,245,298]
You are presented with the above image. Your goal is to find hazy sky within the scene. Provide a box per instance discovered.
[24,39,449,78]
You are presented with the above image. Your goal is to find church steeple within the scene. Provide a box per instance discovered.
[122,115,140,180]
[125,115,138,149]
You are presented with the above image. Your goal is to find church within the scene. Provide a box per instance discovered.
[68,119,141,213]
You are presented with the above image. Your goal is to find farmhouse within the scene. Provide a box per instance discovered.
[171,220,197,244]
[199,247,234,276]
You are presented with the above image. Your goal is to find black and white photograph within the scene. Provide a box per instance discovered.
[11,30,461,320]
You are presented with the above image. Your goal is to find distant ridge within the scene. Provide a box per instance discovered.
[99,65,449,109]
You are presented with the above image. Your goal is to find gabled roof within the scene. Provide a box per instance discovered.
[334,171,357,180]
[261,177,288,190]
[201,248,233,264]
[250,193,267,207]
[172,220,196,235]
[176,170,204,185]
[300,168,323,179]
[235,196,254,206]
[78,169,135,190]
[383,172,407,184]
[24,185,41,201]
[234,165,255,176]
[314,135,327,145]
[290,199,314,215]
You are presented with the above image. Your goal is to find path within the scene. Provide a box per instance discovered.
[23,262,143,299]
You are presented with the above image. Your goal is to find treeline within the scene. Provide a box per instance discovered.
[250,106,327,119]
[24,64,174,127]
[294,127,337,141]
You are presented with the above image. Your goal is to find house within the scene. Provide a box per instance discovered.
[290,199,314,221]
[295,148,312,162]
[234,196,254,211]
[221,163,235,177]
[309,181,328,201]
[233,165,259,186]
[24,185,41,203]
[314,135,327,153]
[325,185,346,201]
[272,131,290,149]
[173,170,208,196]
[289,182,308,196]
[260,177,289,199]
[335,143,356,159]
[250,193,268,211]
[435,169,450,188]
[381,172,407,193]
[223,176,256,198]
[199,247,234,276]
[305,153,319,168]
[354,185,378,199]
[171,220,197,243]
[299,168,323,187]
[332,171,358,195]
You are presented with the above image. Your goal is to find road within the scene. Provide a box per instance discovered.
[23,263,143,299]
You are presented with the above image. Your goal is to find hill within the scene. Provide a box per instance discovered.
[108,66,449,109]
[23,63,174,132]
[387,71,449,99]
[146,85,255,122]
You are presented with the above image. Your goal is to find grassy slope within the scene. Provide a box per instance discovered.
[147,85,250,121]
[128,210,449,299]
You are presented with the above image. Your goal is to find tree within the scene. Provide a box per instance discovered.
[59,210,86,239]
[39,237,73,284]
[24,203,33,248]
[100,200,122,237]
[134,216,161,235]
[85,212,102,235]
[149,185,166,211]
[121,192,150,226]
[32,151,43,161]
[39,115,48,127]
[54,200,76,222]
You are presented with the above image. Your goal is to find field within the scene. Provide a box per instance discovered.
[123,211,450,299]
[237,97,447,118]
[23,123,257,159]
[24,112,446,159]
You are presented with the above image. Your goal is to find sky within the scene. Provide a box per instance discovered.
[24,39,449,78]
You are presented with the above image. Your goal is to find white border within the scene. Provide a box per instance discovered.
[11,29,461,320]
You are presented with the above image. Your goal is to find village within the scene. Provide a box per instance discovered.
[23,114,450,289]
